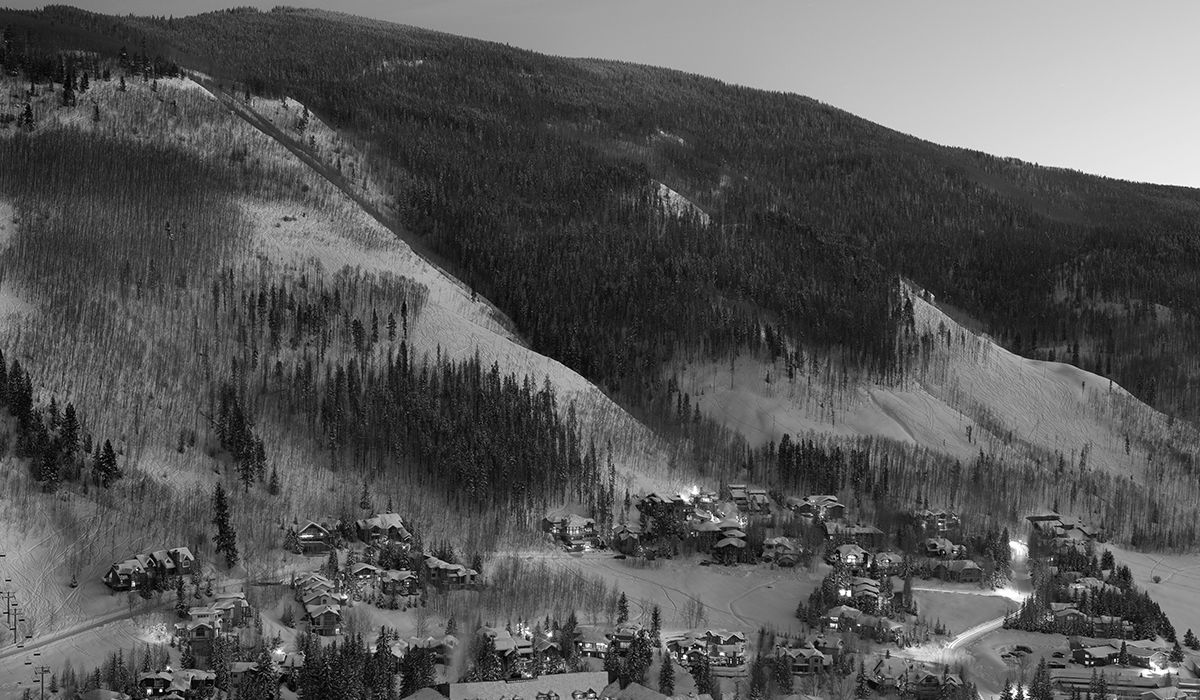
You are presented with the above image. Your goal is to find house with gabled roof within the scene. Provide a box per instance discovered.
[762,537,802,566]
[869,656,915,692]
[104,558,148,591]
[824,605,862,632]
[825,543,868,569]
[425,555,479,589]
[356,512,411,545]
[213,592,252,627]
[297,520,333,554]
[305,603,342,636]
[774,641,831,675]
[381,569,419,596]
[933,559,982,583]
[789,495,846,520]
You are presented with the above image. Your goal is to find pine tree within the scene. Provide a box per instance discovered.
[175,576,188,618]
[855,659,870,699]
[360,482,371,511]
[119,75,126,91]
[324,548,339,578]
[1185,628,1199,650]
[650,605,662,645]
[1170,640,1184,662]
[284,527,302,554]
[269,465,280,495]
[617,593,629,623]
[1118,640,1129,667]
[180,643,196,670]
[212,483,240,568]
[658,652,675,696]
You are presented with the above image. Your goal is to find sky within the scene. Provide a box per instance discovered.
[11,1,1200,188]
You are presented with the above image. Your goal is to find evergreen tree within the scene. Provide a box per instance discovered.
[324,548,340,578]
[1118,640,1129,667]
[212,482,240,568]
[180,643,196,670]
[855,659,870,699]
[1185,628,1199,650]
[269,465,281,495]
[360,482,371,511]
[175,576,188,618]
[284,527,302,554]
[658,652,675,696]
[241,645,280,700]
[623,636,652,687]
[617,593,629,624]
[471,634,504,681]
[1170,640,1184,662]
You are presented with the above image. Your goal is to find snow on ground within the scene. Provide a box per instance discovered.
[655,182,710,225]
[0,199,33,328]
[517,548,820,635]
[677,283,1189,479]
[1107,545,1200,639]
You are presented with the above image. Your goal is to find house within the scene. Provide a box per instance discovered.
[381,569,419,596]
[1089,615,1135,638]
[775,642,831,675]
[934,559,982,583]
[849,577,881,607]
[275,652,305,685]
[174,620,220,653]
[612,523,642,554]
[826,543,868,569]
[609,622,647,653]
[1073,644,1120,667]
[230,661,260,697]
[137,671,174,697]
[169,547,196,575]
[746,487,772,515]
[913,672,962,700]
[425,556,480,589]
[790,495,846,521]
[869,656,914,692]
[1053,607,1088,628]
[297,520,333,554]
[857,615,905,642]
[301,589,343,608]
[356,512,411,545]
[1126,645,1168,670]
[664,630,746,671]
[823,522,886,549]
[823,605,862,631]
[350,562,382,582]
[872,551,903,575]
[923,537,964,559]
[1068,577,1120,597]
[448,670,610,700]
[306,603,342,636]
[213,592,252,627]
[915,509,961,535]
[637,493,692,519]
[1052,669,1164,696]
[712,536,747,563]
[762,537,802,566]
[574,625,610,658]
[103,559,147,591]
[148,550,178,579]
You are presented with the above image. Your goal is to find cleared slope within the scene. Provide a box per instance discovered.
[677,282,1193,480]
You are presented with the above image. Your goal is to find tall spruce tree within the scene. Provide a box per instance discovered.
[658,653,675,696]
[212,483,240,568]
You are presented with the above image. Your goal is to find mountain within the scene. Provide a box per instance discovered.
[0,3,1198,561]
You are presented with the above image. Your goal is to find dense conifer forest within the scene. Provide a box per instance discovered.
[23,4,1199,424]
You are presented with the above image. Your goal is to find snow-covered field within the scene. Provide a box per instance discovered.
[1108,546,1200,639]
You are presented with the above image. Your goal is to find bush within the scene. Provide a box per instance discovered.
[1153,575,1162,584]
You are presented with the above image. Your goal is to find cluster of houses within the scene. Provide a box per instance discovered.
[860,656,966,698]
[293,571,347,636]
[134,668,217,698]
[103,546,196,591]
[294,511,413,554]
[664,629,749,676]
[1027,513,1101,554]
[173,591,253,655]
[541,510,601,551]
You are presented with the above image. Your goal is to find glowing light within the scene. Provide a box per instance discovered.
[1009,540,1029,560]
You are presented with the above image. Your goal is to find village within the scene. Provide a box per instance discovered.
[71,481,1200,700]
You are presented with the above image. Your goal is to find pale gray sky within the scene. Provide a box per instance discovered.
[12,1,1200,187]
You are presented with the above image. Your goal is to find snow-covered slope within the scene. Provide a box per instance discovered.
[676,282,1192,478]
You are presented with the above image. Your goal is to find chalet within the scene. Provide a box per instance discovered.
[230,661,260,697]
[637,493,692,518]
[848,577,880,608]
[729,484,750,510]
[690,519,723,549]
[826,543,868,569]
[1073,644,1120,667]
[712,536,747,563]
[775,642,831,675]
[448,670,609,700]
[823,522,886,549]
[276,652,305,685]
[665,630,746,669]
[915,509,961,535]
[807,634,845,658]
[213,592,252,627]
[381,569,419,596]
[1069,577,1120,597]
[137,671,173,697]
[479,626,534,663]
[923,537,964,559]
[872,551,903,575]
[610,622,647,653]
[762,537,801,566]
[858,615,905,642]
[1126,645,1168,670]
[174,620,220,652]
[612,522,642,554]
[574,625,610,658]
[350,562,382,582]
[933,559,982,583]
[294,571,334,590]
[745,487,771,515]
[790,495,847,521]
[356,512,411,545]
[306,603,342,636]
[1053,607,1088,628]
[301,589,343,608]
[425,556,480,589]
[1089,615,1135,638]
[168,547,195,575]
[297,520,333,554]
[824,605,862,632]
[913,672,962,700]
[396,634,459,665]
[104,559,147,591]
[148,550,178,579]
[869,656,914,692]
[187,606,222,624]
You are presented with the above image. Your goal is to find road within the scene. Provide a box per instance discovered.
[946,614,1007,650]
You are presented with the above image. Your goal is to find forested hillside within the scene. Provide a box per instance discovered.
[3,5,1200,550]
[26,4,1200,425]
